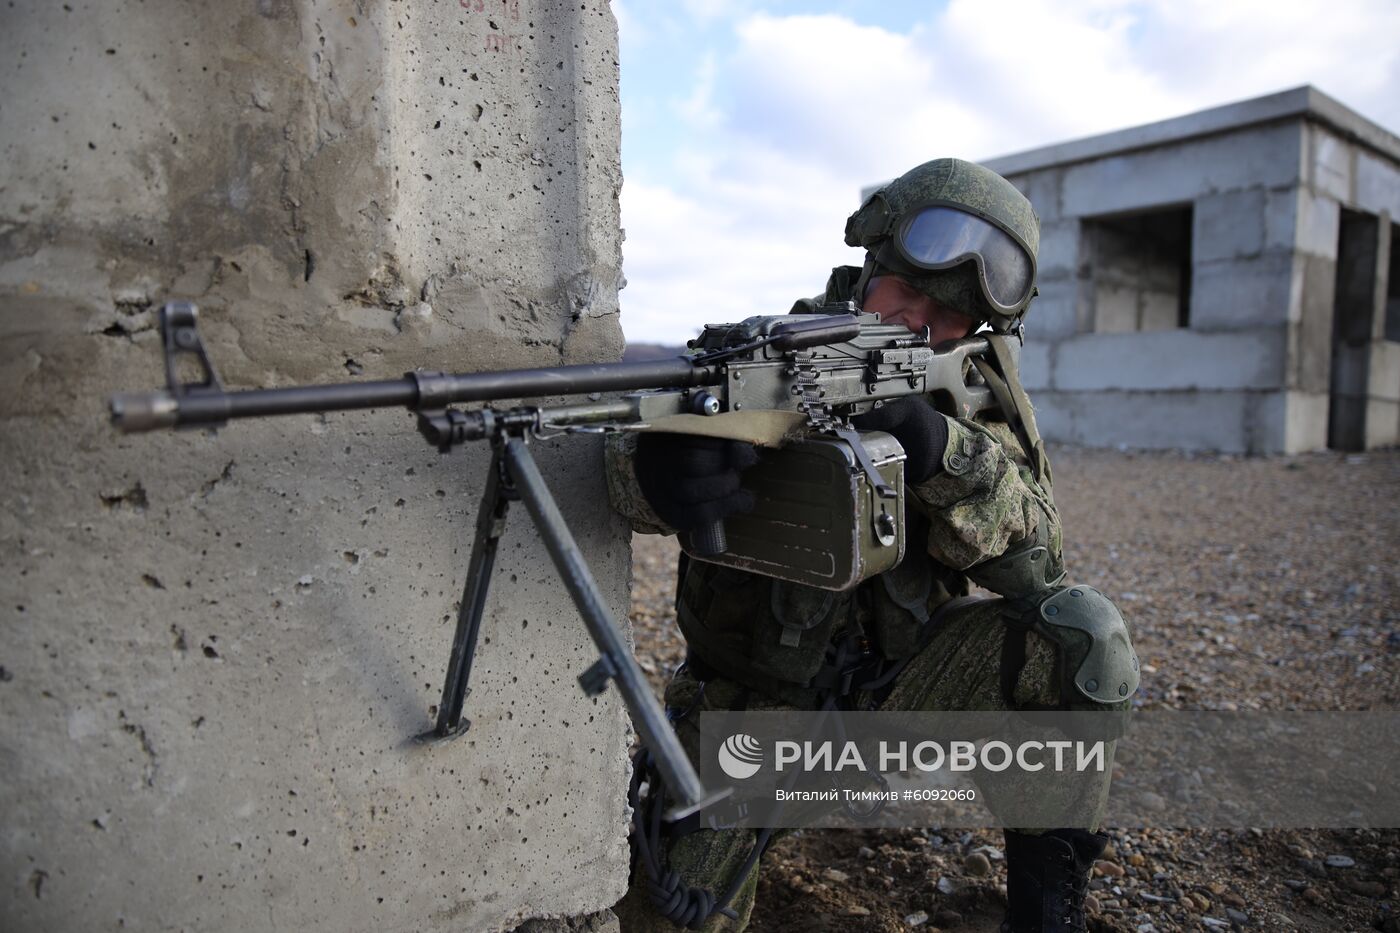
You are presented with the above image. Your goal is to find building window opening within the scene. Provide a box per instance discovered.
[1079,206,1193,333]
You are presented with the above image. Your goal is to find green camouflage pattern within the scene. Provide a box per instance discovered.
[612,418,1101,933]
[614,602,1115,933]
[606,432,674,536]
[602,408,1058,571]
[845,158,1040,262]
[614,674,791,933]
[611,418,1061,687]
[610,266,1125,931]
[913,418,1061,572]
[844,158,1040,329]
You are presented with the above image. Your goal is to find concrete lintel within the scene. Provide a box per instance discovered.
[1286,188,1342,260]
[1356,152,1400,219]
[1191,252,1301,331]
[1055,122,1304,219]
[982,86,1400,178]
[1195,188,1268,264]
[1308,124,1354,202]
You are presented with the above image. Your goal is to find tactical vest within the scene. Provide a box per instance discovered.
[676,495,971,701]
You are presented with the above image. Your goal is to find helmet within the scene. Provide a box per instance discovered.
[845,158,1040,333]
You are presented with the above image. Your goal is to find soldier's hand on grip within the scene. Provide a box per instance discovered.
[852,398,949,483]
[634,433,758,532]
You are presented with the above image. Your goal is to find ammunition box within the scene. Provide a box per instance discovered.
[683,431,906,591]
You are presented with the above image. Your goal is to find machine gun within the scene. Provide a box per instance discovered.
[109,300,1004,819]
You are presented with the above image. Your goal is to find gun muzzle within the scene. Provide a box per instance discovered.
[109,391,179,432]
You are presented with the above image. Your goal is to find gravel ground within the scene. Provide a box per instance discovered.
[622,446,1400,933]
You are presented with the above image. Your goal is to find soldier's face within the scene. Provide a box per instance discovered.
[863,275,976,346]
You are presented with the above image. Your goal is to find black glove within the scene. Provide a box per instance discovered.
[852,398,949,483]
[634,433,759,532]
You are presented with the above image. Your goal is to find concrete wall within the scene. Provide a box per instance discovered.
[991,89,1400,455]
[0,2,630,931]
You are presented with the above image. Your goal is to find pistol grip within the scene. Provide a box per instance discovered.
[688,521,727,557]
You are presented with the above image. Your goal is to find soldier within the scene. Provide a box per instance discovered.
[608,158,1138,933]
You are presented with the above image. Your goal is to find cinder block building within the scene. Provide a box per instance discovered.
[979,86,1400,454]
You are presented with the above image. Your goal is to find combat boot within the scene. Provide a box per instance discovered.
[1000,828,1108,933]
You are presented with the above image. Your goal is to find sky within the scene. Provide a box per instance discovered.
[611,0,1400,344]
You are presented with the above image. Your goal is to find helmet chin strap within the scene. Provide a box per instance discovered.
[852,254,881,311]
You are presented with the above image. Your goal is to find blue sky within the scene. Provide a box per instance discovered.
[612,0,1400,343]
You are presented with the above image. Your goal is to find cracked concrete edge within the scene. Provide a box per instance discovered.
[508,907,622,933]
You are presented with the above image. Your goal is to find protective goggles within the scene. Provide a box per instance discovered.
[887,204,1036,312]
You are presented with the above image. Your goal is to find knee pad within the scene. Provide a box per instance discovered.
[1001,585,1138,744]
[1034,585,1139,707]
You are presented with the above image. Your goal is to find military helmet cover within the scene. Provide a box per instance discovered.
[845,158,1040,331]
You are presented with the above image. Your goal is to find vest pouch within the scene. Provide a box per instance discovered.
[868,508,965,660]
[676,562,760,651]
[677,562,847,687]
[746,579,849,684]
[870,550,932,659]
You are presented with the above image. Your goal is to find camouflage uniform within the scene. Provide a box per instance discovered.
[609,265,1125,932]
[613,159,1136,932]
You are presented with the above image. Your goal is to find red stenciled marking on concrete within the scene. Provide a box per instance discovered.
[460,0,521,20]
[484,33,523,56]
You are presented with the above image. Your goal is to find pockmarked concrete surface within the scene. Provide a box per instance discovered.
[1,2,635,930]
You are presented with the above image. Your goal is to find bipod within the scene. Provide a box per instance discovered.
[413,410,729,821]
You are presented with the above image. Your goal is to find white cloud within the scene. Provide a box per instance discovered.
[726,14,991,180]
[617,1,1400,344]
[1129,0,1400,123]
[677,54,722,130]
[928,0,1187,146]
[681,0,752,24]
[619,158,865,343]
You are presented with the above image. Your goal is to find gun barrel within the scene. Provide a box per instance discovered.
[110,357,720,432]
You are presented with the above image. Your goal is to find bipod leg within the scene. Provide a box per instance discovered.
[419,440,514,742]
[501,436,729,820]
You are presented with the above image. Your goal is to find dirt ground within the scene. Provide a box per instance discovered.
[621,445,1400,932]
